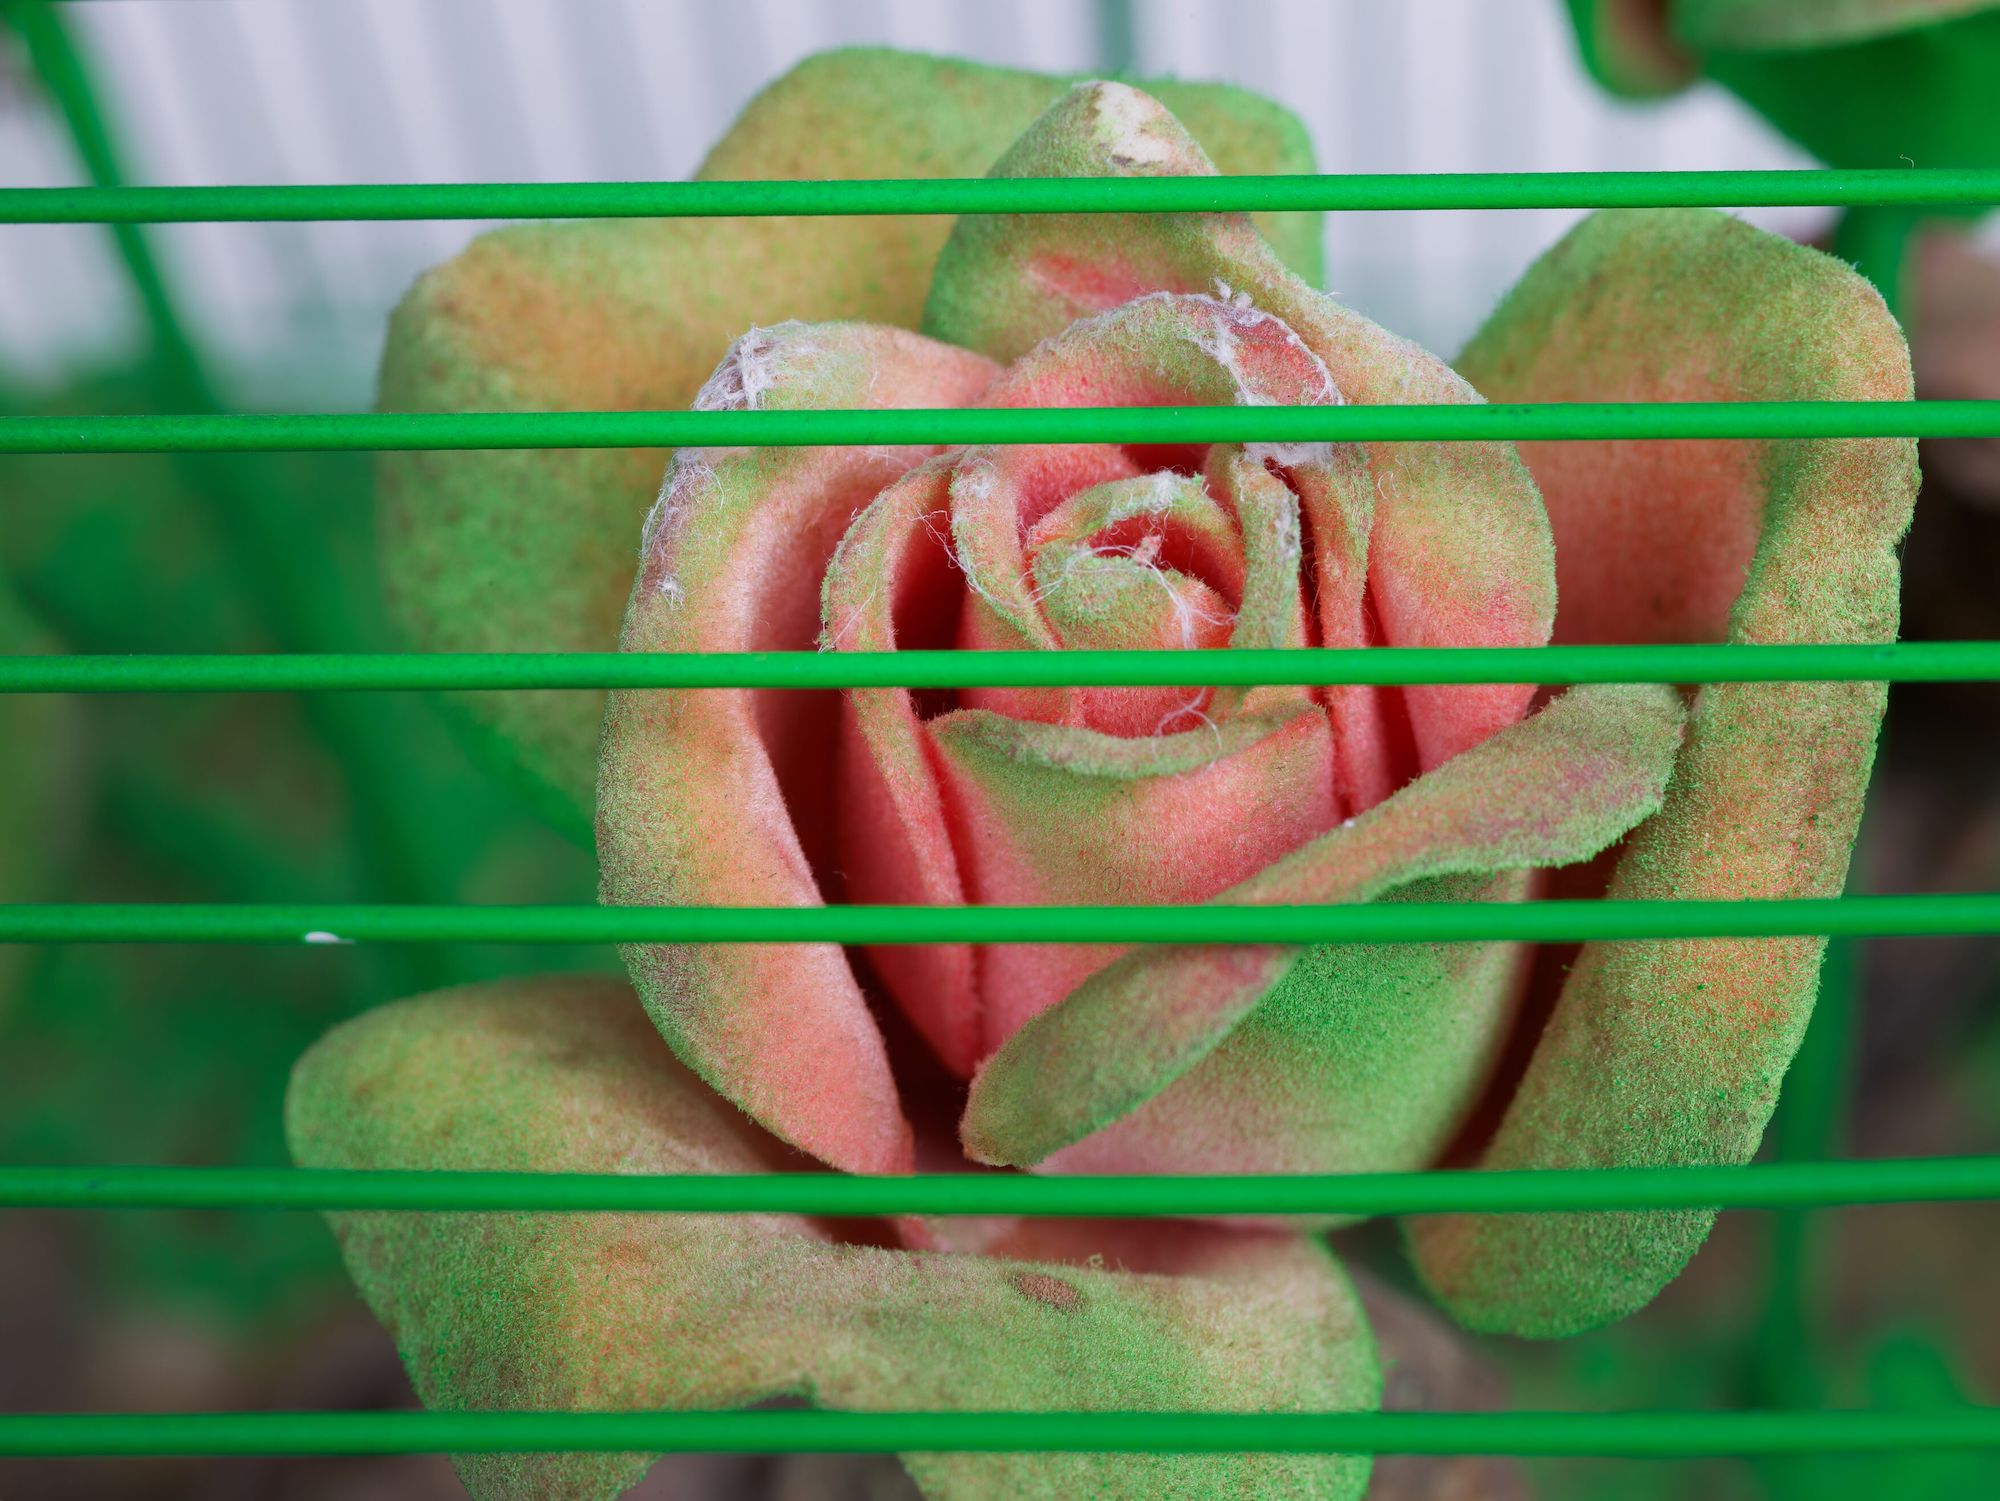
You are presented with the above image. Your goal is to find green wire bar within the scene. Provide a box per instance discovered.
[3,1157,1994,1217]
[3,167,1998,224]
[3,401,1997,456]
[3,894,1996,947]
[3,20,1989,1483]
[0,642,1994,694]
[2,1408,1997,1459]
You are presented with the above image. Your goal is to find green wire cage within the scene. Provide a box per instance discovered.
[4,3,2000,1499]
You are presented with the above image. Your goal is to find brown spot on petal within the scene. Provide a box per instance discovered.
[1009,1270,1082,1312]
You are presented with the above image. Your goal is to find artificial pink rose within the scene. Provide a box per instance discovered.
[598,75,1913,1344]
[596,82,1682,1207]
[315,70,1914,1501]
[288,975,1381,1501]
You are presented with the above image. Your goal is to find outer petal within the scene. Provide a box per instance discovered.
[1408,208,1917,1336]
[599,321,998,1176]
[924,82,1555,788]
[286,978,1380,1501]
[962,684,1686,1181]
[930,702,1338,1056]
[376,49,1324,825]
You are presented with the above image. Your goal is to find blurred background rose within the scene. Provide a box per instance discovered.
[0,2,1994,1499]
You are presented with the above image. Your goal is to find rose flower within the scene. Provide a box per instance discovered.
[289,49,1915,1501]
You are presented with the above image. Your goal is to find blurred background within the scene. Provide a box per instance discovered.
[1,0,1855,401]
[0,1,1996,1499]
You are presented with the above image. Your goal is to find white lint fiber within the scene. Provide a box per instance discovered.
[1179,292,1342,415]
[641,324,825,603]
[694,324,783,412]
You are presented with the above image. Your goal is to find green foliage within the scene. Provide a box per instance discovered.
[0,364,606,1332]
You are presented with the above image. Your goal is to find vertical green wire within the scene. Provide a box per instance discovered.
[2,0,446,993]
[1094,0,1137,77]
[1795,197,1918,1500]
[1753,883,1862,1499]
[0,4,207,396]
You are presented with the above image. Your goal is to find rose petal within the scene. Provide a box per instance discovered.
[947,449,1097,727]
[926,81,1554,798]
[1201,449,1315,720]
[961,683,1686,1183]
[1027,474,1241,676]
[286,978,1380,1501]
[966,288,1361,741]
[600,322,997,1175]
[1037,883,1527,1226]
[1407,208,1917,1337]
[929,702,1339,1059]
[820,462,982,1077]
[377,51,1324,826]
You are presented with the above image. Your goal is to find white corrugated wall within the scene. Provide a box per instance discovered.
[0,0,1828,406]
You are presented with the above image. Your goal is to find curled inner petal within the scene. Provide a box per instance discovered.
[815,293,1369,1075]
[1028,475,1241,734]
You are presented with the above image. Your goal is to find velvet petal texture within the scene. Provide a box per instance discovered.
[922,79,1557,789]
[599,321,998,1177]
[879,79,1575,1180]
[817,289,1355,1076]
[1406,207,1917,1337]
[286,977,1380,1501]
[962,682,1687,1189]
[602,81,1578,1189]
[374,49,1324,829]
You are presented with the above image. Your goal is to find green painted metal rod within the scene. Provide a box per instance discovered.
[3,1158,1994,1217]
[0,643,1993,694]
[2,401,1996,455]
[3,1408,1997,1458]
[2,895,1996,947]
[3,168,1997,224]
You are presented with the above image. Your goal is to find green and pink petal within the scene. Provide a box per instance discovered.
[375,51,1324,826]
[961,682,1687,1189]
[1407,206,1917,1337]
[599,321,997,1176]
[286,977,1380,1501]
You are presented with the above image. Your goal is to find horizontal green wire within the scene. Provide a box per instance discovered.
[2,401,1996,455]
[2,168,1997,224]
[2,1408,1996,1458]
[0,642,1990,693]
[3,1157,1993,1217]
[2,895,1995,946]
